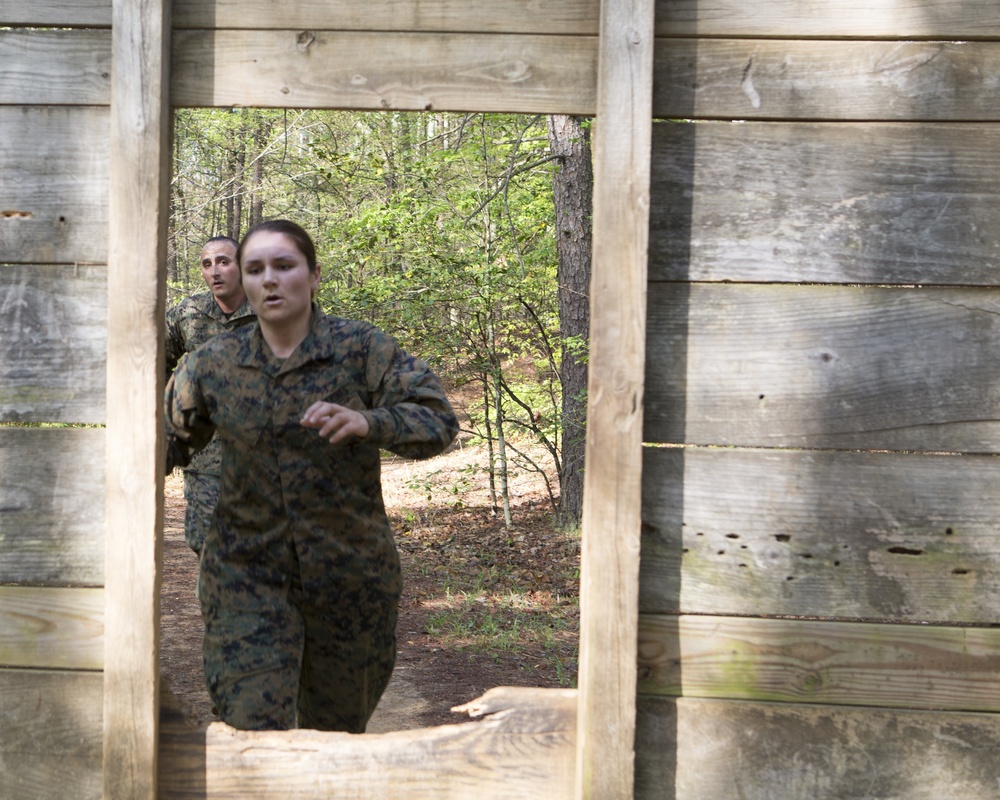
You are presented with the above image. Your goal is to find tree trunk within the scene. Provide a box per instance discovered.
[249,115,271,227]
[491,327,513,528]
[228,141,244,240]
[547,115,593,527]
[481,369,499,515]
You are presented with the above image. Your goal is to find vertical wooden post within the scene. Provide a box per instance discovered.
[104,0,171,797]
[576,0,654,797]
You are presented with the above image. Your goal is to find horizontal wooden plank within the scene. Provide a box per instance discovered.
[0,264,107,424]
[636,695,1000,800]
[0,107,109,264]
[0,586,103,669]
[172,0,599,34]
[0,669,103,800]
[649,121,1000,285]
[638,614,1000,711]
[644,284,1000,452]
[1,1,110,27]
[0,30,111,106]
[0,217,108,267]
[654,0,1000,38]
[0,427,104,585]
[171,30,596,113]
[19,0,998,39]
[654,39,1000,122]
[640,447,1000,621]
[159,686,577,799]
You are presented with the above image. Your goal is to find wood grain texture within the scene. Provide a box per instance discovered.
[0,107,109,265]
[575,1,654,798]
[638,614,1000,711]
[648,121,1000,285]
[159,686,577,799]
[640,446,1000,621]
[1,0,110,27]
[0,30,111,105]
[643,284,1000,452]
[636,695,1000,800]
[171,30,596,113]
[654,39,1000,122]
[18,0,995,38]
[172,0,599,34]
[104,0,170,797]
[0,264,107,423]
[0,427,105,585]
[654,0,1000,38]
[0,670,103,800]
[0,586,103,670]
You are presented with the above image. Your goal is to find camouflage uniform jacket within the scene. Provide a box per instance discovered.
[165,290,256,475]
[164,308,458,602]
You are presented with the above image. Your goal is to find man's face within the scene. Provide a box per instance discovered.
[200,240,244,312]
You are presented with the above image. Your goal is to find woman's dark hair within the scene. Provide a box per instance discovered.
[237,219,318,273]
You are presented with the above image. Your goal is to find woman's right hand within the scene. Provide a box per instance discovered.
[300,401,370,446]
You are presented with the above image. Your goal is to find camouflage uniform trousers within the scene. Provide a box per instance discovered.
[182,470,219,555]
[201,562,400,732]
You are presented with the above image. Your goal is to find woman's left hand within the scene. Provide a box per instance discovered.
[301,401,370,445]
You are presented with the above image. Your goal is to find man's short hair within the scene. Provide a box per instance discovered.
[204,235,239,251]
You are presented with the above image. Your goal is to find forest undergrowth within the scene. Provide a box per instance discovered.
[382,431,581,692]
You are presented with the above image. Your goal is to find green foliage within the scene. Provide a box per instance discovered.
[403,467,473,509]
[562,334,590,365]
[171,109,577,518]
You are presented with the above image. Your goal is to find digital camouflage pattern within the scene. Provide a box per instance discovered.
[165,308,459,731]
[166,290,255,552]
[182,472,220,556]
[165,290,256,475]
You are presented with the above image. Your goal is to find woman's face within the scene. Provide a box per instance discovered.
[240,230,320,329]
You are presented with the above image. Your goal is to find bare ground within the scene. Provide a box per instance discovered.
[159,437,580,732]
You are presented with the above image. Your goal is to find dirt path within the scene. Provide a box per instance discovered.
[160,454,578,732]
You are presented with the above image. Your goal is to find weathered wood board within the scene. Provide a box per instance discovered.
[643,284,1000,452]
[0,669,103,800]
[159,687,577,800]
[16,0,995,38]
[0,427,104,585]
[171,31,596,113]
[171,0,600,33]
[0,30,111,105]
[648,121,1000,285]
[654,0,1000,37]
[640,446,1000,621]
[1,1,110,27]
[575,1,654,797]
[103,1,170,796]
[654,39,1000,122]
[0,264,107,423]
[0,107,110,265]
[0,586,103,669]
[638,614,1000,711]
[17,0,998,39]
[635,695,1000,800]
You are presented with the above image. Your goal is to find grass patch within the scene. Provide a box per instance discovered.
[390,498,580,689]
[424,585,578,687]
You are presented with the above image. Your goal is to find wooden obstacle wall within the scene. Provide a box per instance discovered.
[635,3,1000,798]
[1,1,650,798]
[4,1,1000,798]
[0,13,111,799]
